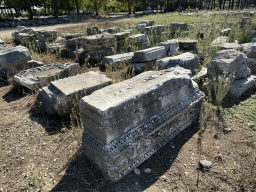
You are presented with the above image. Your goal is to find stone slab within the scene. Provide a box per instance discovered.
[113,32,131,41]
[79,66,204,181]
[192,67,207,81]
[87,26,99,35]
[37,71,112,114]
[211,36,228,46]
[156,40,177,56]
[230,75,256,98]
[155,52,200,73]
[35,29,58,42]
[247,58,256,75]
[0,46,32,68]
[102,52,134,66]
[82,33,116,51]
[131,46,167,63]
[139,20,155,26]
[179,39,198,50]
[220,43,242,50]
[169,22,188,32]
[13,63,80,90]
[128,34,150,48]
[241,42,256,58]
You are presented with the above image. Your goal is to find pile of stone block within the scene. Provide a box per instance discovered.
[130,46,167,71]
[79,66,204,181]
[207,49,256,98]
[37,71,112,114]
[14,63,80,90]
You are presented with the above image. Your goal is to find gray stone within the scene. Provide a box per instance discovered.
[136,24,147,32]
[230,75,256,98]
[156,40,177,56]
[0,46,32,68]
[211,36,228,47]
[49,43,63,53]
[87,26,99,35]
[129,61,156,72]
[35,29,58,42]
[144,168,151,174]
[192,67,207,81]
[200,160,212,169]
[82,33,116,51]
[220,43,242,50]
[0,39,4,45]
[241,17,252,26]
[131,46,167,63]
[156,52,200,73]
[134,169,141,175]
[241,42,256,58]
[13,63,80,90]
[113,32,131,41]
[169,22,188,32]
[207,49,250,82]
[37,71,112,114]
[139,20,155,26]
[179,39,198,50]
[128,34,150,49]
[61,33,83,40]
[63,36,85,49]
[79,47,114,64]
[145,25,163,36]
[56,36,66,43]
[221,28,231,36]
[102,52,134,66]
[106,27,121,34]
[247,58,256,75]
[79,66,204,181]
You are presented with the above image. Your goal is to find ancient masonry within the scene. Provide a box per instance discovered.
[79,66,205,181]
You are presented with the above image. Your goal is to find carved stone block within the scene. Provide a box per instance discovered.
[13,63,80,90]
[37,71,112,114]
[102,52,134,66]
[79,66,204,181]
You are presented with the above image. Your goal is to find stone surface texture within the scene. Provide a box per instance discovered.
[156,52,200,73]
[79,66,204,181]
[156,40,177,56]
[241,42,256,58]
[207,49,251,82]
[211,36,228,46]
[82,33,116,51]
[179,39,198,50]
[87,27,99,35]
[14,63,80,90]
[102,52,134,66]
[247,58,256,75]
[35,29,58,42]
[128,34,150,48]
[230,75,256,98]
[37,71,112,114]
[169,22,188,32]
[139,20,155,26]
[131,46,167,63]
[220,43,242,50]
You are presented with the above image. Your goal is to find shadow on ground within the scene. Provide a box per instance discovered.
[51,121,200,192]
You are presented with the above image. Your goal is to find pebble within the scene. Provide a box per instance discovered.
[29,181,35,187]
[144,168,151,174]
[162,189,166,192]
[22,173,28,178]
[200,159,212,169]
[171,146,175,148]
[134,168,141,175]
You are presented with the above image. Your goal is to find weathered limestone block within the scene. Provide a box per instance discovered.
[131,46,167,63]
[87,26,99,35]
[156,52,200,73]
[220,43,242,50]
[49,43,63,53]
[241,42,256,58]
[113,32,131,41]
[247,58,256,75]
[79,48,115,64]
[179,39,198,50]
[82,33,116,51]
[0,45,32,68]
[156,40,177,56]
[35,29,58,42]
[207,49,250,82]
[106,27,121,34]
[210,36,228,47]
[61,33,83,40]
[13,63,80,90]
[169,22,188,32]
[230,75,256,98]
[192,67,207,81]
[0,39,3,45]
[63,36,85,49]
[128,34,150,49]
[145,25,163,36]
[129,61,156,72]
[221,28,231,36]
[37,71,112,114]
[139,20,155,26]
[102,52,134,66]
[136,24,147,32]
[79,66,204,181]
[241,17,252,26]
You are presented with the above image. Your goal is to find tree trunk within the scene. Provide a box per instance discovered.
[94,0,98,16]
[228,0,231,9]
[75,0,79,13]
[231,0,234,9]
[128,0,131,14]
[222,0,226,9]
[219,0,222,8]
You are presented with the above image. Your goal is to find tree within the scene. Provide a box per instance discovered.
[116,0,137,14]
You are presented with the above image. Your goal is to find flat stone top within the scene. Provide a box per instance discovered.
[213,49,246,61]
[52,71,112,95]
[85,33,114,40]
[179,39,198,43]
[162,52,196,62]
[134,46,166,53]
[0,45,28,54]
[81,66,192,112]
[129,34,147,38]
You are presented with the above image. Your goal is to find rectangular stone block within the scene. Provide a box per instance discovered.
[156,40,177,56]
[128,34,150,48]
[37,71,112,114]
[113,32,131,41]
[131,46,167,63]
[82,33,116,51]
[156,52,200,73]
[13,63,80,90]
[79,66,204,181]
[102,52,134,66]
[230,75,256,98]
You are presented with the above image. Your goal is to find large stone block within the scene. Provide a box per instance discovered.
[241,42,256,58]
[230,75,256,98]
[0,45,32,68]
[35,29,58,42]
[113,32,131,41]
[156,40,177,56]
[131,46,167,63]
[102,52,134,66]
[207,49,250,82]
[247,58,256,75]
[79,48,115,64]
[210,36,228,47]
[128,34,150,48]
[145,25,163,36]
[156,52,200,73]
[169,22,188,32]
[139,20,155,26]
[79,66,204,181]
[87,27,99,35]
[13,63,80,90]
[37,71,112,114]
[82,33,116,51]
[220,43,242,50]
[63,36,85,49]
[179,39,198,50]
